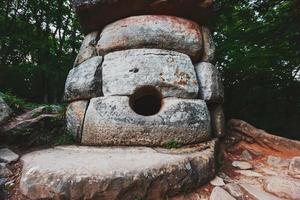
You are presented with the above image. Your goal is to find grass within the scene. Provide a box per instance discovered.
[164,139,182,149]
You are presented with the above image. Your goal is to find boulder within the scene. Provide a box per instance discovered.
[65,100,89,142]
[73,0,214,33]
[209,104,225,137]
[64,56,103,102]
[0,96,12,125]
[0,148,19,163]
[102,49,199,98]
[195,62,224,103]
[82,96,211,146]
[20,140,216,200]
[73,31,99,67]
[263,176,300,200]
[201,26,215,62]
[97,16,202,61]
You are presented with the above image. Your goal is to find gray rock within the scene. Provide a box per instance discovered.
[263,176,300,200]
[201,26,215,62]
[224,183,243,198]
[73,31,99,67]
[0,96,12,125]
[289,156,300,174]
[102,49,199,98]
[195,62,224,103]
[232,161,253,170]
[210,187,236,200]
[0,148,19,163]
[0,163,12,177]
[240,183,281,200]
[65,100,89,142]
[82,96,211,146]
[64,56,103,102]
[97,16,203,61]
[267,155,290,168]
[241,150,253,161]
[235,170,262,177]
[210,176,225,186]
[218,172,233,183]
[209,104,225,137]
[20,141,216,200]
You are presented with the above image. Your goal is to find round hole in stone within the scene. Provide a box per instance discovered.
[129,86,162,116]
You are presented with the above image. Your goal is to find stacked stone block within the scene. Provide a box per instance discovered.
[65,15,225,147]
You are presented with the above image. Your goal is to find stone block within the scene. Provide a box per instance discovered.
[82,96,211,146]
[64,56,103,102]
[195,62,224,103]
[209,104,225,137]
[20,140,216,200]
[102,49,199,98]
[97,16,202,61]
[73,31,99,67]
[201,26,215,62]
[65,100,89,141]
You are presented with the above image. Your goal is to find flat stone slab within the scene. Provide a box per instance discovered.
[64,56,103,102]
[0,148,19,163]
[73,0,214,33]
[102,49,199,98]
[20,140,216,200]
[97,16,202,61]
[82,96,211,146]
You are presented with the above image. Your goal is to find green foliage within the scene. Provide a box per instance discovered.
[54,131,75,145]
[2,92,38,112]
[164,139,182,149]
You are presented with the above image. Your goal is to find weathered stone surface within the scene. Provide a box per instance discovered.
[82,96,211,146]
[73,0,214,33]
[232,161,253,170]
[64,56,103,102]
[289,156,300,174]
[195,62,224,103]
[0,148,19,163]
[210,187,236,200]
[73,31,99,67]
[97,16,202,61]
[263,176,300,200]
[235,170,262,177]
[240,183,281,200]
[0,163,12,178]
[210,176,225,186]
[0,96,12,125]
[209,104,225,137]
[267,155,290,168]
[102,49,199,98]
[65,100,89,142]
[224,183,243,198]
[20,141,216,200]
[241,150,253,161]
[201,26,215,62]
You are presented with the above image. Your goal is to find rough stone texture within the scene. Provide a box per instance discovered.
[82,96,211,146]
[195,62,224,103]
[289,156,300,174]
[235,170,262,177]
[73,0,214,33]
[64,56,103,102]
[0,96,12,125]
[263,176,300,200]
[97,16,202,61]
[232,161,253,170]
[0,148,19,163]
[0,163,12,178]
[73,31,99,67]
[201,26,215,62]
[102,49,199,98]
[65,100,89,142]
[209,104,225,137]
[224,183,243,198]
[210,176,225,186]
[20,140,216,200]
[267,155,290,168]
[241,150,253,161]
[209,187,236,200]
[240,183,281,200]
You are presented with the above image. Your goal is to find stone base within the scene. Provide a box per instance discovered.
[20,140,217,200]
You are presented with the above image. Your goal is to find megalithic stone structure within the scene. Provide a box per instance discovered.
[19,1,226,199]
